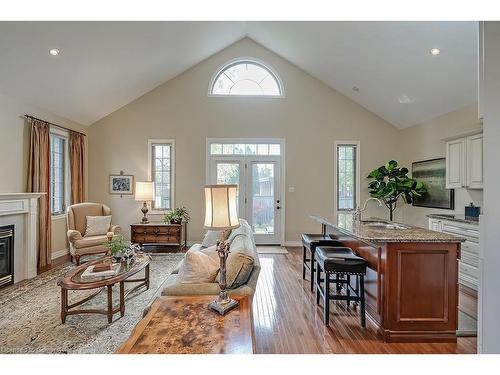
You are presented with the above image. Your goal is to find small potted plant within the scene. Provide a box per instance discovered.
[104,235,140,262]
[164,206,190,224]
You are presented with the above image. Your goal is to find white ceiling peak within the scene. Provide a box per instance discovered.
[0,21,477,128]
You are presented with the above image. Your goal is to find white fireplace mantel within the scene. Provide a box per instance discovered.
[0,192,44,281]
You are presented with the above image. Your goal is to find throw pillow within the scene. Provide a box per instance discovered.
[84,215,112,237]
[200,245,219,263]
[177,248,220,284]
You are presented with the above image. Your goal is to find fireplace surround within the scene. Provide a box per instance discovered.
[0,193,43,283]
[0,225,14,288]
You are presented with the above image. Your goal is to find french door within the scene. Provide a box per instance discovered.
[209,155,282,244]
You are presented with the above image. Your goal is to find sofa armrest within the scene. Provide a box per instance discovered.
[67,229,82,243]
[110,225,121,234]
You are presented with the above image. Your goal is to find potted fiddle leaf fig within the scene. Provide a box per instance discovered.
[164,206,190,224]
[367,160,427,221]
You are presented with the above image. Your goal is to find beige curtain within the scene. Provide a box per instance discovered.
[27,119,52,271]
[69,132,86,204]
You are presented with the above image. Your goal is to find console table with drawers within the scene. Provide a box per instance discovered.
[130,222,187,250]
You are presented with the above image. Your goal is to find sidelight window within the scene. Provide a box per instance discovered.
[336,143,359,211]
[149,140,175,210]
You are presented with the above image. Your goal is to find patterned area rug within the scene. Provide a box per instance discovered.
[0,253,183,354]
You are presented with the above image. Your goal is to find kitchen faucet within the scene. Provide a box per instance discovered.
[353,198,383,223]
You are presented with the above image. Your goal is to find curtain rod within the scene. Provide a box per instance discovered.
[23,115,87,137]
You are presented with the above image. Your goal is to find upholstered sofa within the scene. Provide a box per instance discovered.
[66,202,121,265]
[161,219,260,297]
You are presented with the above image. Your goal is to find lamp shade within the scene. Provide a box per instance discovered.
[135,181,155,202]
[204,184,240,230]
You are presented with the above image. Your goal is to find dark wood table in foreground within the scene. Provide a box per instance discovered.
[116,295,255,354]
[57,253,151,323]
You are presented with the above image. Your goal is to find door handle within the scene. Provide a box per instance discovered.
[276,200,280,204]
[277,206,281,210]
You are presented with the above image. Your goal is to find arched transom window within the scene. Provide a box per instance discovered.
[209,58,284,97]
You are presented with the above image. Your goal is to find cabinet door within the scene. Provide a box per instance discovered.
[467,133,483,189]
[446,139,466,188]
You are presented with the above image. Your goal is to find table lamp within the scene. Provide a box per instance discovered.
[135,181,155,224]
[204,184,240,315]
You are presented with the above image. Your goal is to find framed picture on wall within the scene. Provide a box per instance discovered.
[109,174,134,195]
[412,158,454,209]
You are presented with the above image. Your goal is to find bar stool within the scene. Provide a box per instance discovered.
[315,246,367,327]
[301,234,342,292]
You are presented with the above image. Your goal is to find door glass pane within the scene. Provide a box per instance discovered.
[257,144,269,155]
[234,144,245,154]
[222,144,234,155]
[269,144,281,155]
[251,163,275,235]
[210,143,222,154]
[216,162,240,208]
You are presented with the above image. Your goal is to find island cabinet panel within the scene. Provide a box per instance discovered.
[383,242,459,342]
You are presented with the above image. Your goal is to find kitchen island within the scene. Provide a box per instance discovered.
[311,214,465,343]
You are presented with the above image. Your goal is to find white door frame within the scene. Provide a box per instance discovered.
[206,138,286,246]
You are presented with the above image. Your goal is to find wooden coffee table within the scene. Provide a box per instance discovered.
[57,253,151,323]
[116,295,255,354]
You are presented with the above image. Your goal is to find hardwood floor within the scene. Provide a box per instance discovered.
[252,247,477,354]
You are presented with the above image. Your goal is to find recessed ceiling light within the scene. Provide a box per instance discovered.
[430,48,441,56]
[398,94,414,104]
[49,48,60,56]
[352,86,360,92]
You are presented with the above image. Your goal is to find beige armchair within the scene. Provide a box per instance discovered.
[66,202,121,265]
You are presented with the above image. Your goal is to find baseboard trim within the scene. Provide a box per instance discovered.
[52,248,69,260]
[283,241,302,247]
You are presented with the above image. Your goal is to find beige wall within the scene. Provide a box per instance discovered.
[398,104,483,228]
[0,91,88,256]
[88,38,400,243]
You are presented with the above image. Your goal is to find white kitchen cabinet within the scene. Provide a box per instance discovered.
[428,217,480,291]
[446,138,466,188]
[466,133,484,189]
[445,131,483,189]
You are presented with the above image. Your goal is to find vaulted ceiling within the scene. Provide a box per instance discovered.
[0,21,477,128]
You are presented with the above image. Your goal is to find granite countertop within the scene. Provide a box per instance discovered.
[311,214,465,243]
[426,214,479,226]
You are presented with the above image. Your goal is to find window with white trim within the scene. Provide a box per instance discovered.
[209,58,283,97]
[50,132,68,215]
[336,143,358,211]
[149,140,174,210]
